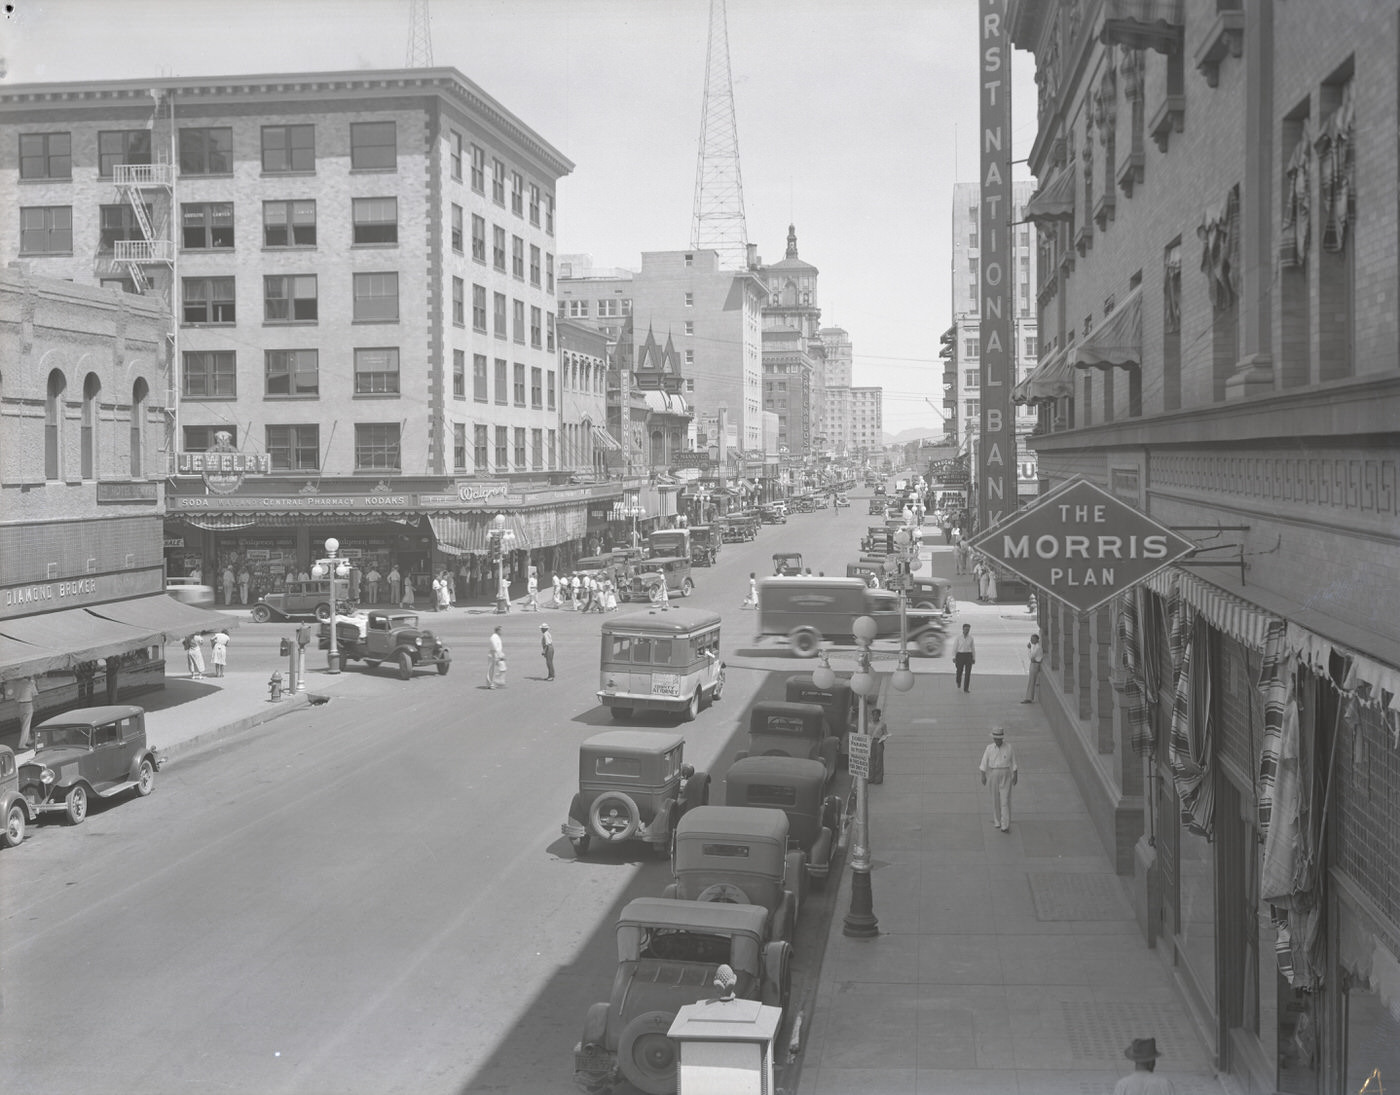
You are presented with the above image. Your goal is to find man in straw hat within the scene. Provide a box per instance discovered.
[539,623,555,681]
[977,726,1018,832]
[1114,1037,1175,1094]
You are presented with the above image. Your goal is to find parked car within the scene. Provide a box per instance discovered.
[759,503,787,524]
[772,552,804,577]
[251,578,341,623]
[907,575,954,612]
[785,672,859,763]
[833,493,850,508]
[18,705,162,825]
[867,496,888,515]
[625,556,695,602]
[165,576,215,608]
[724,756,843,888]
[788,494,813,514]
[756,576,948,657]
[318,609,450,679]
[733,700,839,786]
[662,805,804,943]
[562,730,710,856]
[687,525,720,567]
[2,745,32,847]
[573,897,791,1095]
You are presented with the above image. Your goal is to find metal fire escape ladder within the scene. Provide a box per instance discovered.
[112,161,175,293]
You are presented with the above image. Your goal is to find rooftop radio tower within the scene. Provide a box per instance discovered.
[690,0,749,270]
[406,0,434,67]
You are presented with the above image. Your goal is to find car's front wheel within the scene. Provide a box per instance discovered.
[136,758,155,796]
[680,579,693,598]
[4,802,26,848]
[250,604,272,624]
[436,659,450,675]
[65,785,88,825]
[681,690,699,723]
[314,602,333,622]
[396,651,413,680]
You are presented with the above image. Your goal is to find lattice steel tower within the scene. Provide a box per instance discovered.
[690,0,749,270]
[406,0,434,67]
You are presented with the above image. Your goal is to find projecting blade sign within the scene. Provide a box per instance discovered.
[966,476,1196,614]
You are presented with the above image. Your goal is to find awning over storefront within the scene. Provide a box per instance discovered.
[591,425,622,452]
[1098,0,1185,53]
[177,512,421,531]
[637,390,690,415]
[1013,345,1074,404]
[1023,167,1076,225]
[0,595,231,682]
[428,504,589,555]
[1072,286,1143,370]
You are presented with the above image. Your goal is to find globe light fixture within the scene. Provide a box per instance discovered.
[811,649,836,691]
[852,614,878,644]
[891,651,915,693]
[324,537,340,557]
[310,562,327,579]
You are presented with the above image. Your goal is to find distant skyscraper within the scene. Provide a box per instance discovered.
[690,0,749,270]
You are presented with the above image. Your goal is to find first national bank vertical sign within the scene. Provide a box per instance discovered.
[978,0,1016,532]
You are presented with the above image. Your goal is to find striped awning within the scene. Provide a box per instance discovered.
[1013,345,1073,404]
[1285,624,1400,714]
[177,512,420,530]
[1147,569,1279,651]
[1072,286,1143,370]
[1098,0,1185,53]
[591,425,622,452]
[1023,166,1076,225]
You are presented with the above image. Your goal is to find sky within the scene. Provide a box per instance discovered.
[3,0,1038,438]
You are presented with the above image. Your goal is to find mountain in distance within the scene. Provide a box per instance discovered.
[884,426,951,446]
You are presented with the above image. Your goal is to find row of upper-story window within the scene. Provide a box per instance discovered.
[16,125,555,233]
[184,346,557,413]
[182,420,558,476]
[561,352,606,395]
[453,279,556,350]
[33,369,151,482]
[562,298,633,318]
[19,199,554,287]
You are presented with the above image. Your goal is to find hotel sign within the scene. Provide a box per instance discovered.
[967,478,1196,613]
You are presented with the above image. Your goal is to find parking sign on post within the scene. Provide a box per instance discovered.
[847,732,872,780]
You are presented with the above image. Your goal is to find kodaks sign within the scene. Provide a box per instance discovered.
[967,477,1196,613]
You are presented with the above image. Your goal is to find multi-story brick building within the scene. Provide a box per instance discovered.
[0,68,634,598]
[818,328,884,464]
[1,269,227,729]
[1010,1,1400,1087]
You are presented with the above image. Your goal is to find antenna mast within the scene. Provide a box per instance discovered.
[406,0,434,67]
[690,0,749,270]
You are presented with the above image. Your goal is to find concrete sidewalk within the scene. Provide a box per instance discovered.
[796,578,1227,1093]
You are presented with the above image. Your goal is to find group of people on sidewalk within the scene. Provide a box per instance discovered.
[181,630,230,679]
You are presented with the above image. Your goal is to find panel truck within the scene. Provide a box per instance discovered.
[755,576,946,657]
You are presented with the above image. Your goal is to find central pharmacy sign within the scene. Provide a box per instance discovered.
[967,477,1196,613]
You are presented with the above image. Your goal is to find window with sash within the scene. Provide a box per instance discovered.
[354,423,401,471]
[182,278,236,324]
[20,206,71,253]
[352,197,398,244]
[179,127,233,175]
[98,130,150,177]
[20,132,71,179]
[182,202,234,249]
[183,351,236,397]
[352,272,398,322]
[264,200,316,247]
[264,275,318,322]
[261,125,314,172]
[266,424,320,471]
[353,348,400,395]
[265,349,319,396]
[350,121,396,170]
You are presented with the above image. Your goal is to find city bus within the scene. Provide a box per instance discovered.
[597,607,725,723]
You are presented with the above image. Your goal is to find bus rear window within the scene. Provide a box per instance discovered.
[701,843,751,858]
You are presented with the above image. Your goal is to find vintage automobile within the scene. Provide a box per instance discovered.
[868,495,888,514]
[662,806,804,943]
[724,756,843,888]
[907,575,954,613]
[846,559,886,586]
[18,705,162,825]
[772,552,804,577]
[687,525,719,566]
[165,576,216,608]
[788,493,814,514]
[759,502,787,524]
[597,608,725,722]
[785,673,859,762]
[625,556,695,602]
[733,700,839,786]
[812,492,830,509]
[562,730,710,856]
[251,578,341,623]
[756,576,948,657]
[2,745,32,847]
[319,609,450,679]
[833,493,851,508]
[573,897,791,1095]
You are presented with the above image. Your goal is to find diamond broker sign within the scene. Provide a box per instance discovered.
[967,477,1196,614]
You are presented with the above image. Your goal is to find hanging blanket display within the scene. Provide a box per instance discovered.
[1116,586,1155,755]
[1256,620,1325,989]
[1166,579,1214,839]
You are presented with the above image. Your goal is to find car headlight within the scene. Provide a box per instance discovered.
[40,767,56,784]
[415,636,423,647]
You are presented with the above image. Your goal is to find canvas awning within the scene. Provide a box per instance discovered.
[0,595,231,682]
[1072,286,1143,370]
[591,425,622,452]
[1013,345,1074,404]
[1098,0,1185,53]
[1023,167,1076,225]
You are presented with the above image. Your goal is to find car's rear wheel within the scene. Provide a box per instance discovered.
[761,941,793,1013]
[65,785,88,825]
[710,668,725,703]
[396,651,413,680]
[314,602,333,622]
[789,629,821,657]
[680,579,693,598]
[4,802,26,848]
[681,690,699,723]
[696,882,751,905]
[617,1011,680,1095]
[250,605,272,624]
[136,758,155,796]
[589,792,640,843]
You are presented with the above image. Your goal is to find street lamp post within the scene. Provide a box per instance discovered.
[490,513,516,614]
[311,537,350,674]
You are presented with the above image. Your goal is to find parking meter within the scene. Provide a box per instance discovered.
[293,625,311,694]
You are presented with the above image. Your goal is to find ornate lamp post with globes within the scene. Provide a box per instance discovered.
[311,537,351,674]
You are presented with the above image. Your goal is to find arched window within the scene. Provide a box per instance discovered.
[82,372,101,480]
[651,429,664,465]
[130,378,148,478]
[45,369,66,480]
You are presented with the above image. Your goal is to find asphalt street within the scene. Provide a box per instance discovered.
[0,498,881,1095]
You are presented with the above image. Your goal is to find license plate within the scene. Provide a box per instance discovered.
[652,672,680,696]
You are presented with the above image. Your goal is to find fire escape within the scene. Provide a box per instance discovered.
[111,159,174,294]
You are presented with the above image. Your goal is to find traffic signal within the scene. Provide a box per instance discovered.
[487,529,501,564]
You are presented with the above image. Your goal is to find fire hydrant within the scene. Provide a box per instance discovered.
[268,671,284,702]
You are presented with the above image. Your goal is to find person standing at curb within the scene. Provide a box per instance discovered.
[1022,633,1044,703]
[365,565,381,605]
[211,630,229,678]
[400,576,415,610]
[486,626,506,688]
[539,623,555,680]
[526,566,540,611]
[742,572,758,609]
[184,633,206,679]
[953,623,976,693]
[1113,1038,1176,1094]
[978,726,1018,832]
[387,564,401,606]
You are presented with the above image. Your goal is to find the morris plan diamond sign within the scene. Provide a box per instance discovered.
[967,477,1195,613]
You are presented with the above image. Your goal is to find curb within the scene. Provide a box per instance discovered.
[158,690,318,763]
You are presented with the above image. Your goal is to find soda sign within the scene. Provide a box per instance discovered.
[967,477,1195,613]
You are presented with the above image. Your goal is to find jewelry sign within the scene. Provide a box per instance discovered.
[978,0,1016,532]
[966,477,1197,614]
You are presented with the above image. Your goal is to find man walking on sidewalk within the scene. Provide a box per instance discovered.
[953,623,976,692]
[1113,1037,1176,1094]
[978,727,1018,832]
